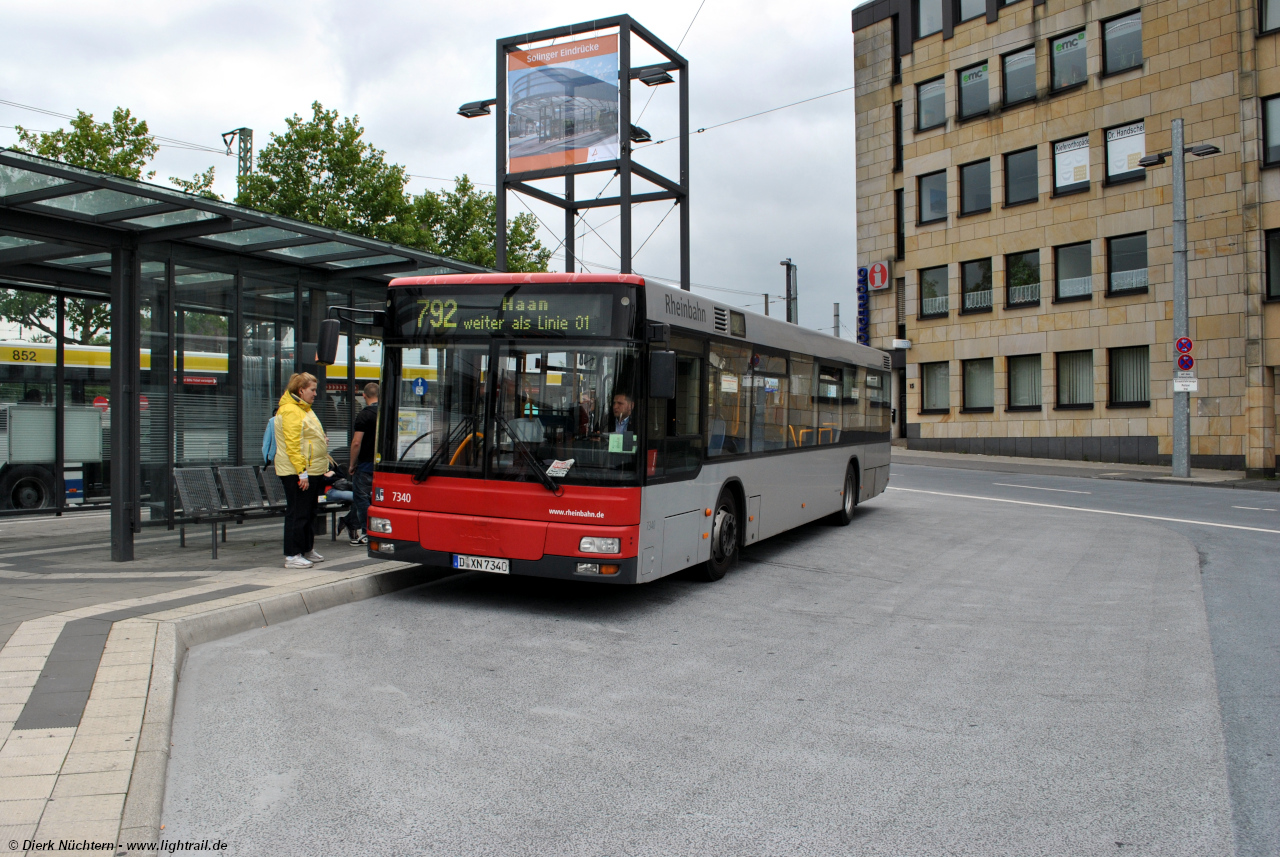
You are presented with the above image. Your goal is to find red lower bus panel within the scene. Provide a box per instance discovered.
[373,472,641,526]
[418,512,548,560]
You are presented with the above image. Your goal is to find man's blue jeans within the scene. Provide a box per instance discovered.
[352,464,374,532]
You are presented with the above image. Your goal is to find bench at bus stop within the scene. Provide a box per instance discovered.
[171,466,351,559]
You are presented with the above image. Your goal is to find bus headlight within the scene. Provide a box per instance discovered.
[579,537,620,554]
[368,517,392,534]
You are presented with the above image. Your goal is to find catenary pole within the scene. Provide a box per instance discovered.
[1172,118,1190,478]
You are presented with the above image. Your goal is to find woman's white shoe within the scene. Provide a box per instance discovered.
[285,555,314,569]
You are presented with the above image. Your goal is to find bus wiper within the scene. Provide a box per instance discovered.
[412,415,476,484]
[493,412,560,494]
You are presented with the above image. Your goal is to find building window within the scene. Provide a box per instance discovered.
[921,361,950,411]
[1102,11,1142,74]
[893,102,904,172]
[1053,135,1090,194]
[1264,96,1280,167]
[1003,46,1037,105]
[1057,350,1094,407]
[1006,250,1041,306]
[895,188,906,260]
[960,160,991,215]
[958,0,985,22]
[1109,346,1150,406]
[917,77,946,130]
[919,266,950,317]
[1106,121,1146,183]
[1050,30,1088,91]
[917,0,943,37]
[1268,230,1280,299]
[1108,233,1148,294]
[1055,242,1092,300]
[961,258,993,312]
[1265,0,1280,33]
[1008,354,1042,409]
[1004,147,1038,205]
[958,61,990,119]
[963,358,995,411]
[918,170,947,223]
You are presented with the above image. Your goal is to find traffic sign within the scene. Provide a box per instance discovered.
[1177,354,1195,371]
[139,394,149,412]
[1174,379,1199,393]
[1175,337,1193,354]
[867,261,891,291]
[92,395,109,411]
[412,377,427,396]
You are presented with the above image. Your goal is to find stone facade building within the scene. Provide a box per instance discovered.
[852,0,1280,474]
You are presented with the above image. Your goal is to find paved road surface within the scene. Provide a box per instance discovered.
[162,463,1277,856]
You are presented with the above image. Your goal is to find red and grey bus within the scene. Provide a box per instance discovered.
[364,273,890,583]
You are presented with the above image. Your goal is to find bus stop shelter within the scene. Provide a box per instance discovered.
[0,149,487,560]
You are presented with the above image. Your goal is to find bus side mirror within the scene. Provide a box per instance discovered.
[316,319,341,365]
[649,350,677,399]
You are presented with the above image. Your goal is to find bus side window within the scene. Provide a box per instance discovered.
[842,366,865,437]
[706,343,751,457]
[787,353,816,447]
[646,353,702,478]
[816,366,841,445]
[866,369,891,434]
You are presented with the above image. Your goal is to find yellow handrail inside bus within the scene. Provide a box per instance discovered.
[449,432,483,465]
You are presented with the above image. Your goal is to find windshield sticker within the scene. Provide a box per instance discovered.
[546,458,575,477]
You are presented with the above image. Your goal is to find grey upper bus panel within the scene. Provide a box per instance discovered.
[645,281,890,369]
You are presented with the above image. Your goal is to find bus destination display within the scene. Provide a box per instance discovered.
[412,293,615,337]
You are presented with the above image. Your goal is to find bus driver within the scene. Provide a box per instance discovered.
[610,392,634,432]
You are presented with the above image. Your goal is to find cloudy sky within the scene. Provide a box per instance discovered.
[2,0,860,332]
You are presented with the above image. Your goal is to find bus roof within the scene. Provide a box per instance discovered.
[388,272,891,369]
[389,272,645,287]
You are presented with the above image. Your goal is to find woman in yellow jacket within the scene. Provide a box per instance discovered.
[274,373,331,568]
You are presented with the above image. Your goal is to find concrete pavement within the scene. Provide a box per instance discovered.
[160,466,1248,856]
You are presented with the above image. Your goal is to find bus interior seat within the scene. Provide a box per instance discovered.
[708,418,726,456]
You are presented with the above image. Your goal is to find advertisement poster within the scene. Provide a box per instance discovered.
[397,408,432,461]
[1054,136,1090,189]
[507,35,620,174]
[1106,121,1145,177]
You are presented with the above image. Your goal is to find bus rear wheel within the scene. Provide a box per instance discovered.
[1,465,54,511]
[831,463,858,526]
[698,488,739,582]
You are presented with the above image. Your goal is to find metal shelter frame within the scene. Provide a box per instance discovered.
[0,149,488,560]
[494,15,690,289]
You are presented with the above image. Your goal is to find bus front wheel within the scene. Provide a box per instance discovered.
[698,488,739,582]
[832,463,858,526]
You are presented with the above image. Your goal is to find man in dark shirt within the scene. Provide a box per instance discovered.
[344,382,379,545]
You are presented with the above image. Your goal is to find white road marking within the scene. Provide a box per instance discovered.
[1232,506,1279,512]
[888,487,1280,534]
[992,483,1092,495]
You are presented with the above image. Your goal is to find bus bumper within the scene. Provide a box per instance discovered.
[365,540,640,584]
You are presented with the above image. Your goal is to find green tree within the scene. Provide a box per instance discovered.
[237,102,549,271]
[411,176,550,272]
[0,291,111,344]
[13,107,158,180]
[236,102,418,242]
[170,166,221,199]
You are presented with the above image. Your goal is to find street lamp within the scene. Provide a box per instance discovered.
[1140,119,1221,478]
[457,99,497,119]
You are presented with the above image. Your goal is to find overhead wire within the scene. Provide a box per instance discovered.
[634,84,855,149]
[635,0,706,124]
[0,98,231,155]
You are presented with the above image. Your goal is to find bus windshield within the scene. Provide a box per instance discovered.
[383,341,640,486]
